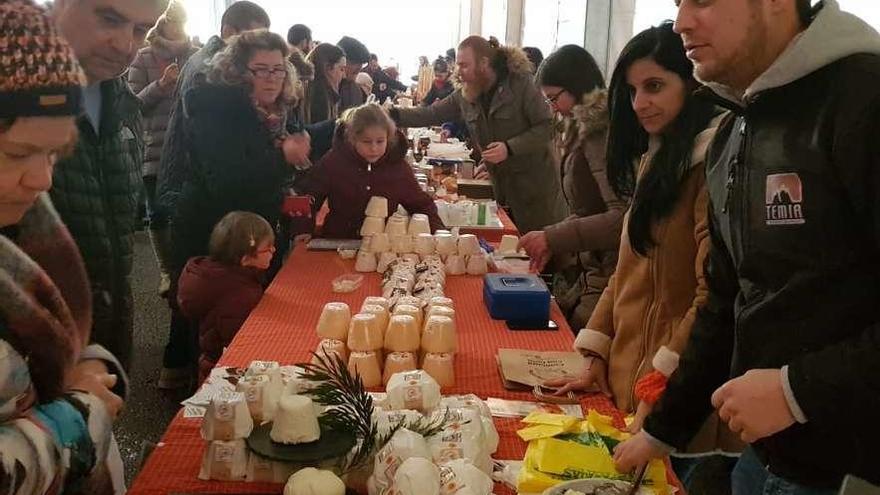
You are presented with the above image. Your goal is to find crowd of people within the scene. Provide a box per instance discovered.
[1,0,878,493]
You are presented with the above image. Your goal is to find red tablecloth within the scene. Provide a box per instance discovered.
[128,245,644,495]
[315,203,519,242]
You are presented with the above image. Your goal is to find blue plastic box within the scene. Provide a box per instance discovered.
[482,274,551,322]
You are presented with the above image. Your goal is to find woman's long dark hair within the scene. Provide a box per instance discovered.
[606,21,716,256]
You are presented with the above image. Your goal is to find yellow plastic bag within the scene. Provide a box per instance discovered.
[517,412,580,442]
[516,412,671,494]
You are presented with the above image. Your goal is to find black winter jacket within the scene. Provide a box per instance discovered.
[645,2,880,488]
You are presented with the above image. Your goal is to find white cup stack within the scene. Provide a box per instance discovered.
[414,233,435,256]
[444,254,467,275]
[408,214,431,236]
[457,234,480,256]
[370,232,391,253]
[355,249,377,272]
[498,234,519,255]
[365,196,389,218]
[360,216,386,237]
[435,234,457,257]
[385,214,409,237]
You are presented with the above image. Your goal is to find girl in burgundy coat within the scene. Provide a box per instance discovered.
[304,103,445,239]
[177,212,275,382]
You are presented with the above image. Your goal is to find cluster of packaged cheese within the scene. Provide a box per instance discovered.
[198,361,325,483]
[314,294,457,388]
[356,196,488,276]
[368,376,500,495]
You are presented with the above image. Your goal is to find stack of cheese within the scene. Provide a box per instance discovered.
[314,296,458,388]
[356,196,488,276]
[199,360,324,482]
[380,256,446,303]
[366,377,499,495]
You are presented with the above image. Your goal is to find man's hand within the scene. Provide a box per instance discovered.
[482,142,509,164]
[283,132,311,166]
[519,230,550,272]
[473,163,490,180]
[69,360,124,419]
[543,356,611,397]
[613,431,668,473]
[711,369,796,443]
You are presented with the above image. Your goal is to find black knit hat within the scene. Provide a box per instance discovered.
[536,44,605,99]
[337,36,370,65]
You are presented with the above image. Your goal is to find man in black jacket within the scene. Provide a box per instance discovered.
[615,0,880,492]
[337,36,370,111]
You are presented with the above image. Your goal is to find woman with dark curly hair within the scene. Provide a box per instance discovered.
[163,29,311,388]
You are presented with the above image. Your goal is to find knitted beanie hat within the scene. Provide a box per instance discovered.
[0,0,85,119]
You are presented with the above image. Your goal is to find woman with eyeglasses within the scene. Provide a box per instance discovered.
[517,45,627,331]
[165,30,311,386]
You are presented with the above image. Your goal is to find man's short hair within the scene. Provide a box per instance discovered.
[337,36,370,65]
[796,0,814,25]
[287,24,311,46]
[220,1,270,33]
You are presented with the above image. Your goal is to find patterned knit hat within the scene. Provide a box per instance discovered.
[0,0,85,119]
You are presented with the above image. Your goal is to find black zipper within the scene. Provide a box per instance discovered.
[723,117,749,260]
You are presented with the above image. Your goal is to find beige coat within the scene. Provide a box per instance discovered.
[395,47,567,233]
[543,90,626,330]
[574,116,743,454]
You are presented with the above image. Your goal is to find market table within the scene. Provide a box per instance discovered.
[314,203,519,242]
[128,244,650,495]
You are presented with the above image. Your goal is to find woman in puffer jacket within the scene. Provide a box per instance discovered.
[128,0,197,297]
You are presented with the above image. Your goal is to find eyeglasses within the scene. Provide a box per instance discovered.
[248,67,288,80]
[544,89,565,105]
[255,244,276,255]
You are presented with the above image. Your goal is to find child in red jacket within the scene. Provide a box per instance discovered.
[177,211,275,383]
[303,103,445,238]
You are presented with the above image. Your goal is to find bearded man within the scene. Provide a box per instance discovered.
[391,35,566,234]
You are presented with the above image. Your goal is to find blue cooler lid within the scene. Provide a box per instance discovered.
[483,274,549,295]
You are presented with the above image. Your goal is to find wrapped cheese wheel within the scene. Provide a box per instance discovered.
[370,428,431,493]
[270,394,321,444]
[348,351,383,388]
[201,390,254,441]
[438,459,494,495]
[428,408,491,473]
[371,407,423,436]
[237,373,280,423]
[198,439,248,481]
[246,453,295,483]
[348,313,383,351]
[312,338,349,365]
[383,352,418,384]
[392,304,423,329]
[401,253,421,263]
[284,467,346,495]
[422,352,455,388]
[393,457,440,495]
[385,369,441,413]
[440,396,498,456]
[421,315,457,353]
[316,302,351,340]
[384,314,420,352]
